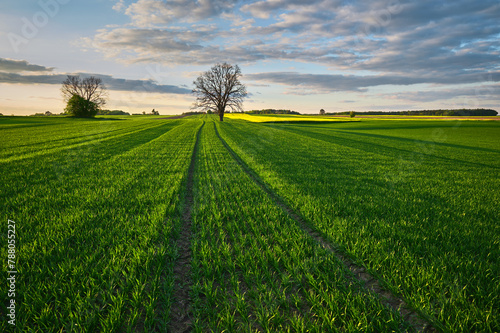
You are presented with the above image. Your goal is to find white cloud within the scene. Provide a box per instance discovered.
[376,84,500,102]
[245,71,500,94]
[221,12,255,27]
[112,0,126,12]
[79,0,500,101]
[123,0,239,26]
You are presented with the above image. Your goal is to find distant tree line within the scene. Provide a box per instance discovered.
[181,109,301,116]
[182,111,207,116]
[327,109,498,116]
[29,111,59,116]
[132,109,160,116]
[246,109,301,115]
[97,109,130,115]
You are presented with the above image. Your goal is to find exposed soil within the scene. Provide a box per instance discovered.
[167,123,204,333]
[213,123,436,333]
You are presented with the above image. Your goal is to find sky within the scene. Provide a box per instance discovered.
[0,0,499,115]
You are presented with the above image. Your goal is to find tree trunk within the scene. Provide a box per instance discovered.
[219,111,224,121]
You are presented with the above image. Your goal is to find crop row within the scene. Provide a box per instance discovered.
[0,117,173,162]
[0,117,202,331]
[187,118,410,331]
[217,118,500,332]
[2,115,497,331]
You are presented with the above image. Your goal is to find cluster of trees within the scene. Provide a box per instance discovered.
[61,75,164,117]
[61,76,107,118]
[59,63,247,120]
[328,109,498,116]
[246,109,300,115]
[29,111,60,116]
[97,110,130,116]
[323,110,354,117]
[29,110,130,117]
[132,109,160,115]
[57,69,498,120]
[182,111,206,116]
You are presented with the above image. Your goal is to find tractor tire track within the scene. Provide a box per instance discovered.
[168,122,204,333]
[213,122,436,333]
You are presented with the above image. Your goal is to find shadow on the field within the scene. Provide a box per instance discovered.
[275,125,499,170]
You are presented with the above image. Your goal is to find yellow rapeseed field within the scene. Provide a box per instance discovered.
[225,113,354,122]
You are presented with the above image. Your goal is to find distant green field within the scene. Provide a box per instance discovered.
[1,115,498,332]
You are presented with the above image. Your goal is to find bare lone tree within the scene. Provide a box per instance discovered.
[61,75,107,117]
[192,63,247,121]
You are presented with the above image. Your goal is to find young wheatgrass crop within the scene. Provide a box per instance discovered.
[0,116,203,331]
[188,116,410,332]
[0,117,170,163]
[2,114,498,332]
[217,117,500,332]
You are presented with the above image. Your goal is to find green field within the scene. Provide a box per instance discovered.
[1,114,499,332]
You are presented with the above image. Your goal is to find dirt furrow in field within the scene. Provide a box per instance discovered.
[168,122,204,333]
[213,123,435,333]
